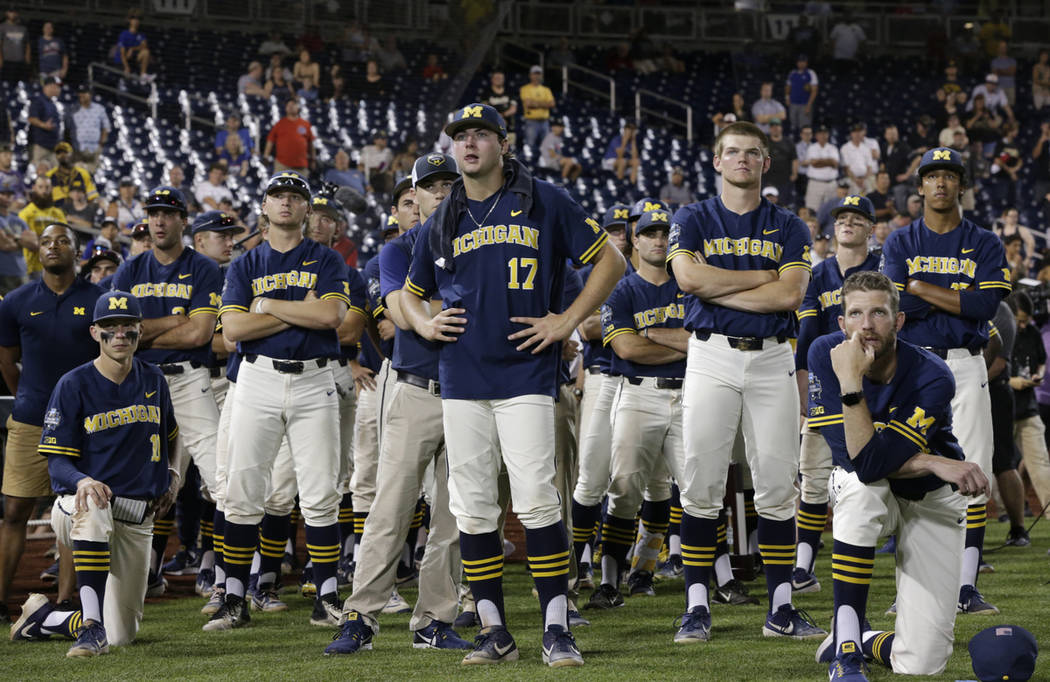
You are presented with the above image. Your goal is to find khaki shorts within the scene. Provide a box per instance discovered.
[1,416,51,498]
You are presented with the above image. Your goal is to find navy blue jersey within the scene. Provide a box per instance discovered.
[405,181,608,400]
[881,217,1010,349]
[219,239,350,360]
[602,273,686,379]
[362,256,394,362]
[113,248,223,365]
[380,227,439,381]
[40,358,178,498]
[666,197,812,338]
[579,259,634,373]
[807,332,962,499]
[339,265,368,361]
[795,252,881,371]
[0,279,105,426]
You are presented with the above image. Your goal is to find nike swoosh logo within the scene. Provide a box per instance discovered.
[763,228,778,235]
[303,260,318,266]
[889,406,897,413]
[201,387,209,393]
[146,391,156,398]
[511,209,523,217]
[178,273,192,280]
[495,642,515,657]
[326,389,335,396]
[29,311,43,316]
[961,248,975,254]
[788,369,796,376]
[980,381,988,388]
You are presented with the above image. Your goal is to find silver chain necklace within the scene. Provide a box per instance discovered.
[464,187,505,228]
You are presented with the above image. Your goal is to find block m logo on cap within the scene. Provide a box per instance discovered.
[932,150,952,160]
[843,196,861,206]
[109,296,128,311]
[614,208,629,219]
[462,105,483,118]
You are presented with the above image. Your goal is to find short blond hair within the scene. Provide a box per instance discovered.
[714,121,770,159]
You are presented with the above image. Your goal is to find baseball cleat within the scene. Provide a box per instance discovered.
[461,625,519,665]
[251,588,289,612]
[978,560,995,574]
[66,621,109,657]
[162,547,200,575]
[627,570,656,597]
[336,557,354,587]
[791,567,821,593]
[381,588,412,614]
[673,605,711,643]
[310,593,342,627]
[299,564,316,598]
[828,642,869,681]
[713,578,759,605]
[816,618,872,663]
[585,583,624,610]
[281,551,297,575]
[395,562,418,588]
[1005,528,1031,547]
[884,600,897,615]
[10,593,54,641]
[413,620,473,650]
[202,587,225,615]
[542,624,584,667]
[568,609,591,628]
[324,611,374,655]
[203,594,250,631]
[195,567,215,597]
[454,609,479,629]
[958,586,999,614]
[39,561,59,583]
[146,570,167,598]
[656,554,684,580]
[763,605,826,639]
[576,562,595,590]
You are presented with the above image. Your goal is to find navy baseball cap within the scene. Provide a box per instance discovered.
[392,176,413,203]
[918,147,967,183]
[84,248,123,272]
[191,210,246,235]
[310,195,345,219]
[444,103,507,139]
[144,186,187,214]
[412,152,459,188]
[634,209,672,238]
[93,291,143,323]
[830,195,876,222]
[629,197,669,222]
[969,625,1038,681]
[264,171,311,201]
[603,204,631,229]
[383,213,400,233]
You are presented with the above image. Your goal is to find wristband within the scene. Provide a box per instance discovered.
[840,391,865,407]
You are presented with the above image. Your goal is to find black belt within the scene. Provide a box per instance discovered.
[396,370,440,396]
[694,330,786,351]
[245,354,328,374]
[923,346,982,360]
[625,376,683,389]
[209,366,223,378]
[336,358,349,367]
[158,360,203,375]
[587,365,604,375]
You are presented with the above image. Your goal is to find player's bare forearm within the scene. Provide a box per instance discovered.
[150,313,217,349]
[259,297,347,330]
[797,369,809,418]
[831,331,874,460]
[383,290,412,330]
[708,269,809,314]
[610,334,687,364]
[210,332,228,357]
[578,311,602,341]
[221,309,292,342]
[364,315,385,358]
[337,308,367,347]
[643,327,691,353]
[905,279,961,315]
[0,346,21,394]
[671,255,777,300]
[890,454,990,495]
[140,315,189,343]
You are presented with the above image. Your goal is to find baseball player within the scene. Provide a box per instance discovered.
[808,271,988,679]
[399,103,625,666]
[83,248,123,285]
[589,209,688,608]
[792,195,880,593]
[0,223,105,623]
[879,147,1010,615]
[666,121,822,643]
[111,186,223,597]
[38,290,182,656]
[326,152,472,655]
[207,171,350,630]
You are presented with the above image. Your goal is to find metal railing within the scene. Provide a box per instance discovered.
[497,40,544,75]
[635,89,692,144]
[562,64,616,114]
[86,61,158,120]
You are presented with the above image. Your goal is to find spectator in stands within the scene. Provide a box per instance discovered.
[482,70,518,148]
[1032,50,1050,111]
[751,82,786,135]
[265,99,314,175]
[194,162,234,211]
[990,41,1017,107]
[166,165,197,214]
[1031,121,1050,207]
[764,118,797,208]
[933,88,966,133]
[297,74,319,102]
[422,53,447,82]
[968,74,1015,126]
[795,124,812,200]
[829,15,865,72]
[47,142,98,209]
[215,113,252,158]
[129,220,152,257]
[840,122,878,195]
[660,166,695,208]
[803,125,839,211]
[989,121,1023,208]
[63,178,100,230]
[940,60,965,102]
[880,124,913,207]
[83,248,122,284]
[538,119,581,182]
[810,231,831,265]
[375,36,406,74]
[357,59,388,100]
[520,65,556,151]
[979,14,1010,59]
[116,11,152,81]
[1002,233,1026,284]
[966,93,1003,153]
[761,186,780,206]
[870,220,891,250]
[238,61,266,98]
[866,170,894,222]
[0,9,30,83]
[264,63,295,105]
[359,130,393,194]
[887,194,923,232]
[81,216,127,264]
[18,175,65,278]
[953,22,981,72]
[548,36,576,69]
[293,48,320,89]
[0,185,28,293]
[906,114,937,156]
[219,135,251,176]
[603,121,639,184]
[657,44,685,74]
[28,76,62,167]
[939,113,966,147]
[265,52,293,82]
[0,143,26,206]
[816,178,850,237]
[68,85,110,174]
[105,177,144,233]
[785,54,817,133]
[390,138,418,180]
[324,148,367,195]
[258,30,291,58]
[993,206,1036,271]
[322,63,346,101]
[37,21,67,81]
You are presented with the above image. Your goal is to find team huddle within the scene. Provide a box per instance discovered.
[5,105,1012,678]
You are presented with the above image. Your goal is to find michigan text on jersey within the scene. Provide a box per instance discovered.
[83,404,162,434]
[703,237,783,261]
[130,282,193,300]
[250,270,318,295]
[452,224,540,257]
[633,303,685,329]
[905,256,977,279]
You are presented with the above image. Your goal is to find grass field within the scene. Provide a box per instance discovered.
[7,522,1050,681]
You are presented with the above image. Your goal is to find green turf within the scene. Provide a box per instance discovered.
[7,523,1049,681]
